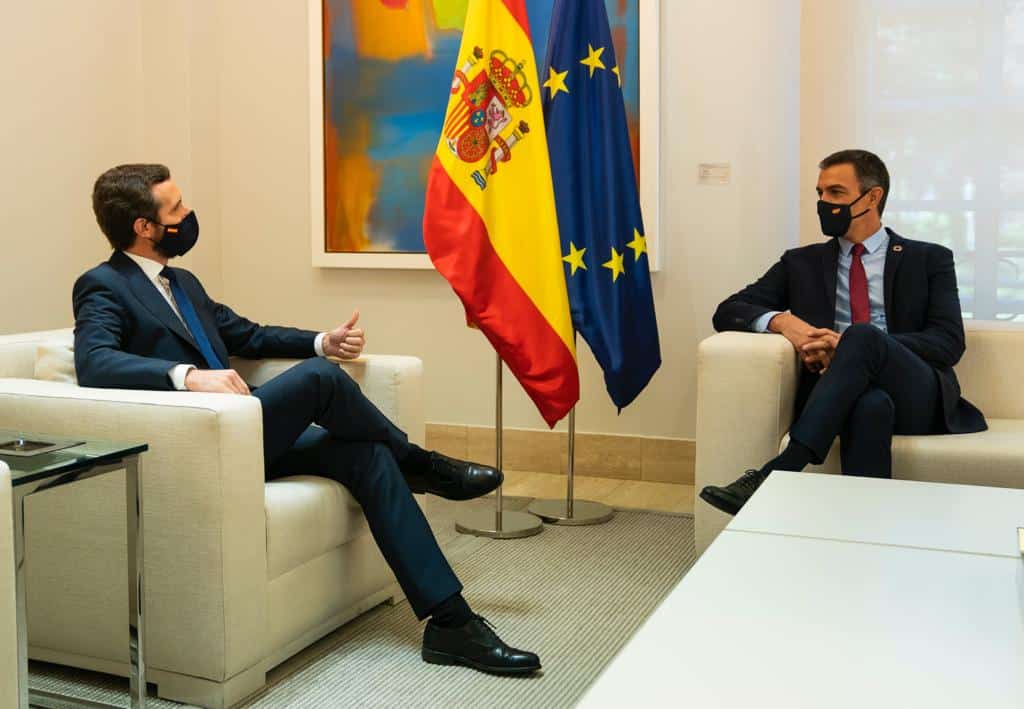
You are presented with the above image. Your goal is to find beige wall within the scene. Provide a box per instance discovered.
[799,2,866,246]
[3,0,801,441]
[215,0,801,440]
[1,1,143,334]
[0,1,222,336]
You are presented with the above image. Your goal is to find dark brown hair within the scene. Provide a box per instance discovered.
[819,149,890,216]
[92,164,170,250]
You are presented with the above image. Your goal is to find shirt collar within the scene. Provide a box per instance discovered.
[839,225,888,257]
[123,251,168,282]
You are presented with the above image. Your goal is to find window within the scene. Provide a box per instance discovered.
[863,0,1024,320]
[806,0,1024,321]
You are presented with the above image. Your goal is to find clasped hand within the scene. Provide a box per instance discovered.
[773,313,841,374]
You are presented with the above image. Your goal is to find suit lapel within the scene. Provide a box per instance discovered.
[821,239,839,324]
[109,251,199,350]
[883,228,905,325]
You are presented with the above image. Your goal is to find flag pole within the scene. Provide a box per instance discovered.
[455,353,544,539]
[528,405,615,526]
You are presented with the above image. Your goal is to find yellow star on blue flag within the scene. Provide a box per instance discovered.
[580,43,606,78]
[544,66,570,99]
[563,242,587,275]
[602,247,625,282]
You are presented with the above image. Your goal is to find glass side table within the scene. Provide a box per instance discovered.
[0,431,148,709]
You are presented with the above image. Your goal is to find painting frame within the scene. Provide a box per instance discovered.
[309,0,661,270]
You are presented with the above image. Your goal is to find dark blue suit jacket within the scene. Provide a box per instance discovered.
[713,229,986,435]
[73,250,318,390]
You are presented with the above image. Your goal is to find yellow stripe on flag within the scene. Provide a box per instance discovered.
[433,0,575,357]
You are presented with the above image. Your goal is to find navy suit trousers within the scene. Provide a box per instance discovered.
[254,358,462,619]
[789,324,942,478]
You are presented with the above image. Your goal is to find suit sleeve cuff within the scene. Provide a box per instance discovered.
[314,332,327,357]
[169,364,195,391]
[752,311,782,333]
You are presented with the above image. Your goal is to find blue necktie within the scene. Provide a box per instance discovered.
[161,268,226,370]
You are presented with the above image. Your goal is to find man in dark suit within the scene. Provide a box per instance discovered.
[701,149,986,515]
[75,163,541,675]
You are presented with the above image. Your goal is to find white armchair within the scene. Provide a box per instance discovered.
[695,323,1024,554]
[0,461,17,708]
[0,328,425,707]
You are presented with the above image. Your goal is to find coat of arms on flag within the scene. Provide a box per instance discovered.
[443,47,535,190]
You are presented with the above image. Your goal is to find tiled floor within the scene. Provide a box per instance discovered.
[493,469,694,515]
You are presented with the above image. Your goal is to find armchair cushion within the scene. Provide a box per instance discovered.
[34,337,76,385]
[264,475,369,580]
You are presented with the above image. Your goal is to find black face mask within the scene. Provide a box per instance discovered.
[817,191,871,238]
[152,211,199,258]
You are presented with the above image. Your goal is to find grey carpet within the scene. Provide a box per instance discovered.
[29,497,696,708]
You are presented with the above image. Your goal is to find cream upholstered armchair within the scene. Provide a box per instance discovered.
[0,461,17,708]
[695,322,1024,554]
[0,328,425,708]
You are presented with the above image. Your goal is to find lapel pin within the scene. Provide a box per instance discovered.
[893,245,903,252]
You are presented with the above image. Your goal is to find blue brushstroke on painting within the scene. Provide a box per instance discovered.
[324,0,639,253]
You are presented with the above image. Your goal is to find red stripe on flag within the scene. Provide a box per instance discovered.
[499,0,531,40]
[424,158,578,426]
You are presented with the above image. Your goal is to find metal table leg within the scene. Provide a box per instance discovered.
[125,455,146,709]
[13,488,28,708]
[12,456,147,708]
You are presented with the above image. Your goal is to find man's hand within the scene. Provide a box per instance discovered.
[801,327,842,373]
[184,368,251,395]
[768,312,818,352]
[769,314,840,374]
[323,310,365,360]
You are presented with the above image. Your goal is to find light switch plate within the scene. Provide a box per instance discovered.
[1018,527,1024,556]
[698,162,731,185]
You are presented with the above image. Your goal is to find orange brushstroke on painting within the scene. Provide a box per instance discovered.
[324,117,379,252]
[351,0,432,61]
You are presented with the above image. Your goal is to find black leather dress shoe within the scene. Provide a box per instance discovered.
[699,469,768,515]
[422,616,541,675]
[405,452,503,501]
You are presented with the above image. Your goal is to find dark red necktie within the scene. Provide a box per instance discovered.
[849,243,870,324]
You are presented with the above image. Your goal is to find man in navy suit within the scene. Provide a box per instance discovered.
[75,163,541,675]
[701,150,986,515]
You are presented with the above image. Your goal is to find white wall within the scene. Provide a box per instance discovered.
[799,1,862,246]
[1,2,143,334]
[214,0,801,440]
[0,1,222,336]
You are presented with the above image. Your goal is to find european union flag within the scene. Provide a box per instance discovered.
[541,0,661,410]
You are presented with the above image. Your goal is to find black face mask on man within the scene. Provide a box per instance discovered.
[817,191,871,238]
[151,211,199,258]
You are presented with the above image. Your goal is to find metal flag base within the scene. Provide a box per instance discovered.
[527,407,616,526]
[455,353,543,539]
[527,498,614,526]
[455,507,543,539]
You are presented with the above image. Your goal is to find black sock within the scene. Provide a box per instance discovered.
[429,593,474,628]
[760,440,815,476]
[399,444,432,475]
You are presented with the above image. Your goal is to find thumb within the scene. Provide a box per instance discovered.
[344,309,360,329]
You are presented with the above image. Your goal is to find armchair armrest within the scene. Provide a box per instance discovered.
[0,379,267,682]
[231,354,425,446]
[694,333,800,553]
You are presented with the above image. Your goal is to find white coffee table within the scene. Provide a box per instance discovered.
[580,472,1024,708]
[732,471,1024,558]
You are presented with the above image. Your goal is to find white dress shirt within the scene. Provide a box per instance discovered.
[123,252,327,390]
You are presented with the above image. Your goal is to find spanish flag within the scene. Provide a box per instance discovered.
[423,0,579,427]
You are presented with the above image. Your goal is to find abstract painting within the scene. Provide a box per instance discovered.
[313,0,655,267]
